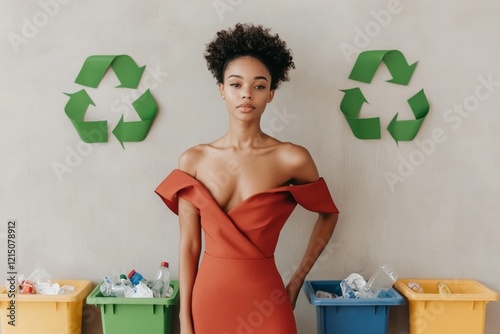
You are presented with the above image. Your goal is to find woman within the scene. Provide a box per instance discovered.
[156,23,339,334]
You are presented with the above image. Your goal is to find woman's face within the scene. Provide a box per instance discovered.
[219,56,275,122]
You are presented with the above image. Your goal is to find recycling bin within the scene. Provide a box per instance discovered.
[0,279,93,334]
[304,280,404,334]
[86,280,179,334]
[395,278,499,334]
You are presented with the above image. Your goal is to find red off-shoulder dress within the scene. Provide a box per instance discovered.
[155,169,338,334]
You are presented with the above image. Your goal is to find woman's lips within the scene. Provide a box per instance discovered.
[237,104,255,112]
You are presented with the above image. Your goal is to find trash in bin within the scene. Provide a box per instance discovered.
[395,278,499,334]
[16,265,77,295]
[0,279,92,334]
[98,262,174,298]
[340,273,366,298]
[304,280,404,334]
[87,280,179,334]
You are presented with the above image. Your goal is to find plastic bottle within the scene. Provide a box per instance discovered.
[127,270,154,298]
[112,274,134,298]
[437,282,452,294]
[127,270,147,286]
[100,277,115,296]
[361,264,399,298]
[120,274,132,287]
[150,262,172,298]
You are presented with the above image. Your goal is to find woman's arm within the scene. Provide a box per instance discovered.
[281,143,339,308]
[177,149,202,334]
[178,197,201,333]
[286,212,338,308]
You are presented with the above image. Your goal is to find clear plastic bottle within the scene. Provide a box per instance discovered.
[112,274,134,298]
[361,264,398,298]
[127,270,147,286]
[437,282,452,294]
[100,276,115,296]
[127,269,154,297]
[150,262,172,298]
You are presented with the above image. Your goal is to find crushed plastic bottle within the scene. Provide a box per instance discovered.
[112,274,134,298]
[100,277,115,296]
[150,262,173,298]
[360,264,398,298]
[437,282,452,294]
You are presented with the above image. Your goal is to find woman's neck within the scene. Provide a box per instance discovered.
[220,119,268,150]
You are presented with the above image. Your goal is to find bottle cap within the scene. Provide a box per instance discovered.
[161,262,169,267]
[120,274,127,280]
[127,270,136,279]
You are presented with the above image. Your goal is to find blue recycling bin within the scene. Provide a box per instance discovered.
[303,280,404,334]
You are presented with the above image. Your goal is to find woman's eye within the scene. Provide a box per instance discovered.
[229,83,240,88]
[255,85,266,90]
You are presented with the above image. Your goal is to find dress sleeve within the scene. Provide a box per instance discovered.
[287,177,339,214]
[154,169,207,215]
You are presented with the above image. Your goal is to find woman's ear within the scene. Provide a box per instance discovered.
[268,90,275,103]
[219,83,225,99]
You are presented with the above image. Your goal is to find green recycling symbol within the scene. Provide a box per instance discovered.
[340,50,429,143]
[64,55,158,148]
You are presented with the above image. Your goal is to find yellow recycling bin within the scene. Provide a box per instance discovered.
[0,280,92,334]
[395,278,498,334]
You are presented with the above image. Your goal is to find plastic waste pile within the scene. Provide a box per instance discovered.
[315,264,399,299]
[17,266,75,295]
[100,261,173,298]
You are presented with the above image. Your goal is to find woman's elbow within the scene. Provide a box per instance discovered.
[319,212,339,223]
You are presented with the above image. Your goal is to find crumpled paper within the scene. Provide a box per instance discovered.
[340,273,367,299]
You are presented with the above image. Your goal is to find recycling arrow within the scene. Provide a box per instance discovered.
[64,89,108,143]
[340,50,429,143]
[64,55,158,148]
[387,89,429,143]
[349,50,417,85]
[340,88,380,140]
[113,89,158,148]
[74,55,145,88]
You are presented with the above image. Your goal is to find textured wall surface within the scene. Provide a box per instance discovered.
[1,1,499,333]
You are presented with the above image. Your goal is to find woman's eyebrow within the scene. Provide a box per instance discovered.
[227,74,269,82]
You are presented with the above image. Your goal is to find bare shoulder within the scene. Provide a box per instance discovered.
[178,144,210,177]
[275,142,319,184]
[276,142,312,164]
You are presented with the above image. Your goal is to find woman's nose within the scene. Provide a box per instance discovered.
[241,87,252,99]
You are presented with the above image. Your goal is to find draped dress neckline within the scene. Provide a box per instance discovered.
[173,168,310,216]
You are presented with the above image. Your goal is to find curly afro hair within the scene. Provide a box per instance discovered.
[204,23,295,90]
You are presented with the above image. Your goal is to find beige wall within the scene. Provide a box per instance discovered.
[1,1,499,333]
